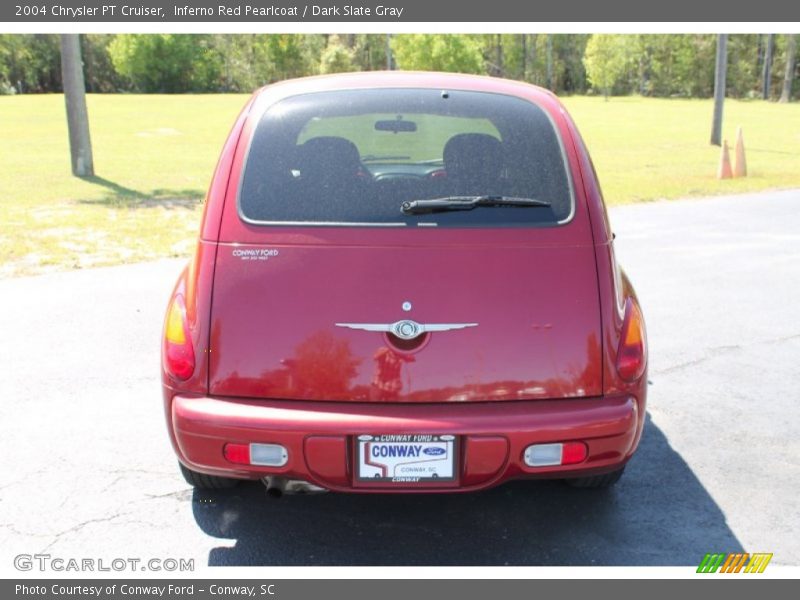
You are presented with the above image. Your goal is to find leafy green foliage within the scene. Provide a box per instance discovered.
[81,35,126,93]
[0,34,796,99]
[392,34,485,74]
[0,34,61,93]
[319,35,355,74]
[641,35,716,97]
[108,34,221,93]
[584,35,635,97]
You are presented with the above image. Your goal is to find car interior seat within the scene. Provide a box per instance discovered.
[290,136,370,219]
[442,133,505,196]
[296,136,366,192]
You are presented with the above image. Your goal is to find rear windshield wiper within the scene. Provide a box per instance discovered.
[401,195,551,215]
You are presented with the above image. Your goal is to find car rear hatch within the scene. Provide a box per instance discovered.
[207,83,601,403]
[208,238,602,402]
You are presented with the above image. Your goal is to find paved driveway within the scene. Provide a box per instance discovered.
[1,190,798,569]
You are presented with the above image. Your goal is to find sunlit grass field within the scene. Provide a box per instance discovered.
[563,96,800,204]
[1,93,798,277]
[0,94,249,277]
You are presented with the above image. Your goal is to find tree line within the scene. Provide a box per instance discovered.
[0,34,796,100]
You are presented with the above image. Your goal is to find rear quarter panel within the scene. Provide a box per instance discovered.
[561,107,647,443]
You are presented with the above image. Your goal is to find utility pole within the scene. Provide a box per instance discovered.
[762,34,775,100]
[779,34,797,103]
[710,34,728,147]
[60,34,94,177]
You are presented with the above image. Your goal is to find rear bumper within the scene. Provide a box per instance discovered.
[169,393,643,493]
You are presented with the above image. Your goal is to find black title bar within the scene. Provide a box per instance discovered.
[3,0,800,22]
[3,579,797,600]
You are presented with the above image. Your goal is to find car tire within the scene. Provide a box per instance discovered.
[179,463,239,490]
[563,466,625,488]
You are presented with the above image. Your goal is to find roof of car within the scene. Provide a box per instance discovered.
[251,71,562,115]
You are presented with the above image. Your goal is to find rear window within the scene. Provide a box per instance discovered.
[239,88,574,227]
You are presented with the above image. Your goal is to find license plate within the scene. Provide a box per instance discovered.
[356,434,456,483]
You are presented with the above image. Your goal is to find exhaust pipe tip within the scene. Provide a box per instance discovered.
[264,476,286,499]
[262,476,328,496]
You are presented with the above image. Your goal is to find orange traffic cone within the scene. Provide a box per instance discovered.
[718,140,733,179]
[733,126,747,177]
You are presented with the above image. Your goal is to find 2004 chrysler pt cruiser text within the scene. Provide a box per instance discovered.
[161,71,648,495]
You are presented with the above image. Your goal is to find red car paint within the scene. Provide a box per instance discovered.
[161,72,647,492]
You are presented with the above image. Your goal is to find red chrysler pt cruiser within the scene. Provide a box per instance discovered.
[162,72,647,495]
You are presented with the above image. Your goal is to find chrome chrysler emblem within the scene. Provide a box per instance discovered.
[335,320,477,340]
[392,320,421,340]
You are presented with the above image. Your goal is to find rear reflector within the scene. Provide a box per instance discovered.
[223,443,250,465]
[250,444,289,467]
[562,441,588,465]
[524,442,587,467]
[224,443,288,467]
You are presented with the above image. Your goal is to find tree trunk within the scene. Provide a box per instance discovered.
[762,34,775,100]
[779,34,797,103]
[495,34,504,77]
[520,34,527,81]
[710,34,728,146]
[60,34,94,177]
[546,35,553,90]
[639,55,646,95]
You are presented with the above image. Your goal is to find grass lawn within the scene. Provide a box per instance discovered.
[563,96,800,204]
[0,93,249,278]
[1,93,799,277]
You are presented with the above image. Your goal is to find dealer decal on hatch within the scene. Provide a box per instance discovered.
[232,248,279,261]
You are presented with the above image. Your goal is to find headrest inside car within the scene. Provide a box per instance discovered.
[296,136,362,183]
[443,133,503,177]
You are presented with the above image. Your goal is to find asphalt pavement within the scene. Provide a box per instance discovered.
[1,189,798,569]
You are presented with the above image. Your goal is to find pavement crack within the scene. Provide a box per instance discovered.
[655,345,740,375]
[142,489,193,501]
[0,522,59,539]
[655,334,800,375]
[38,512,131,554]
[102,468,176,477]
[100,475,126,494]
[0,468,54,492]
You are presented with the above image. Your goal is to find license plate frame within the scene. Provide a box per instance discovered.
[354,434,458,484]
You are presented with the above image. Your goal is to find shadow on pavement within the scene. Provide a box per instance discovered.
[76,175,203,208]
[190,414,742,566]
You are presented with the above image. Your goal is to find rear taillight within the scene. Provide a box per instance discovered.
[163,294,195,380]
[616,298,646,382]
